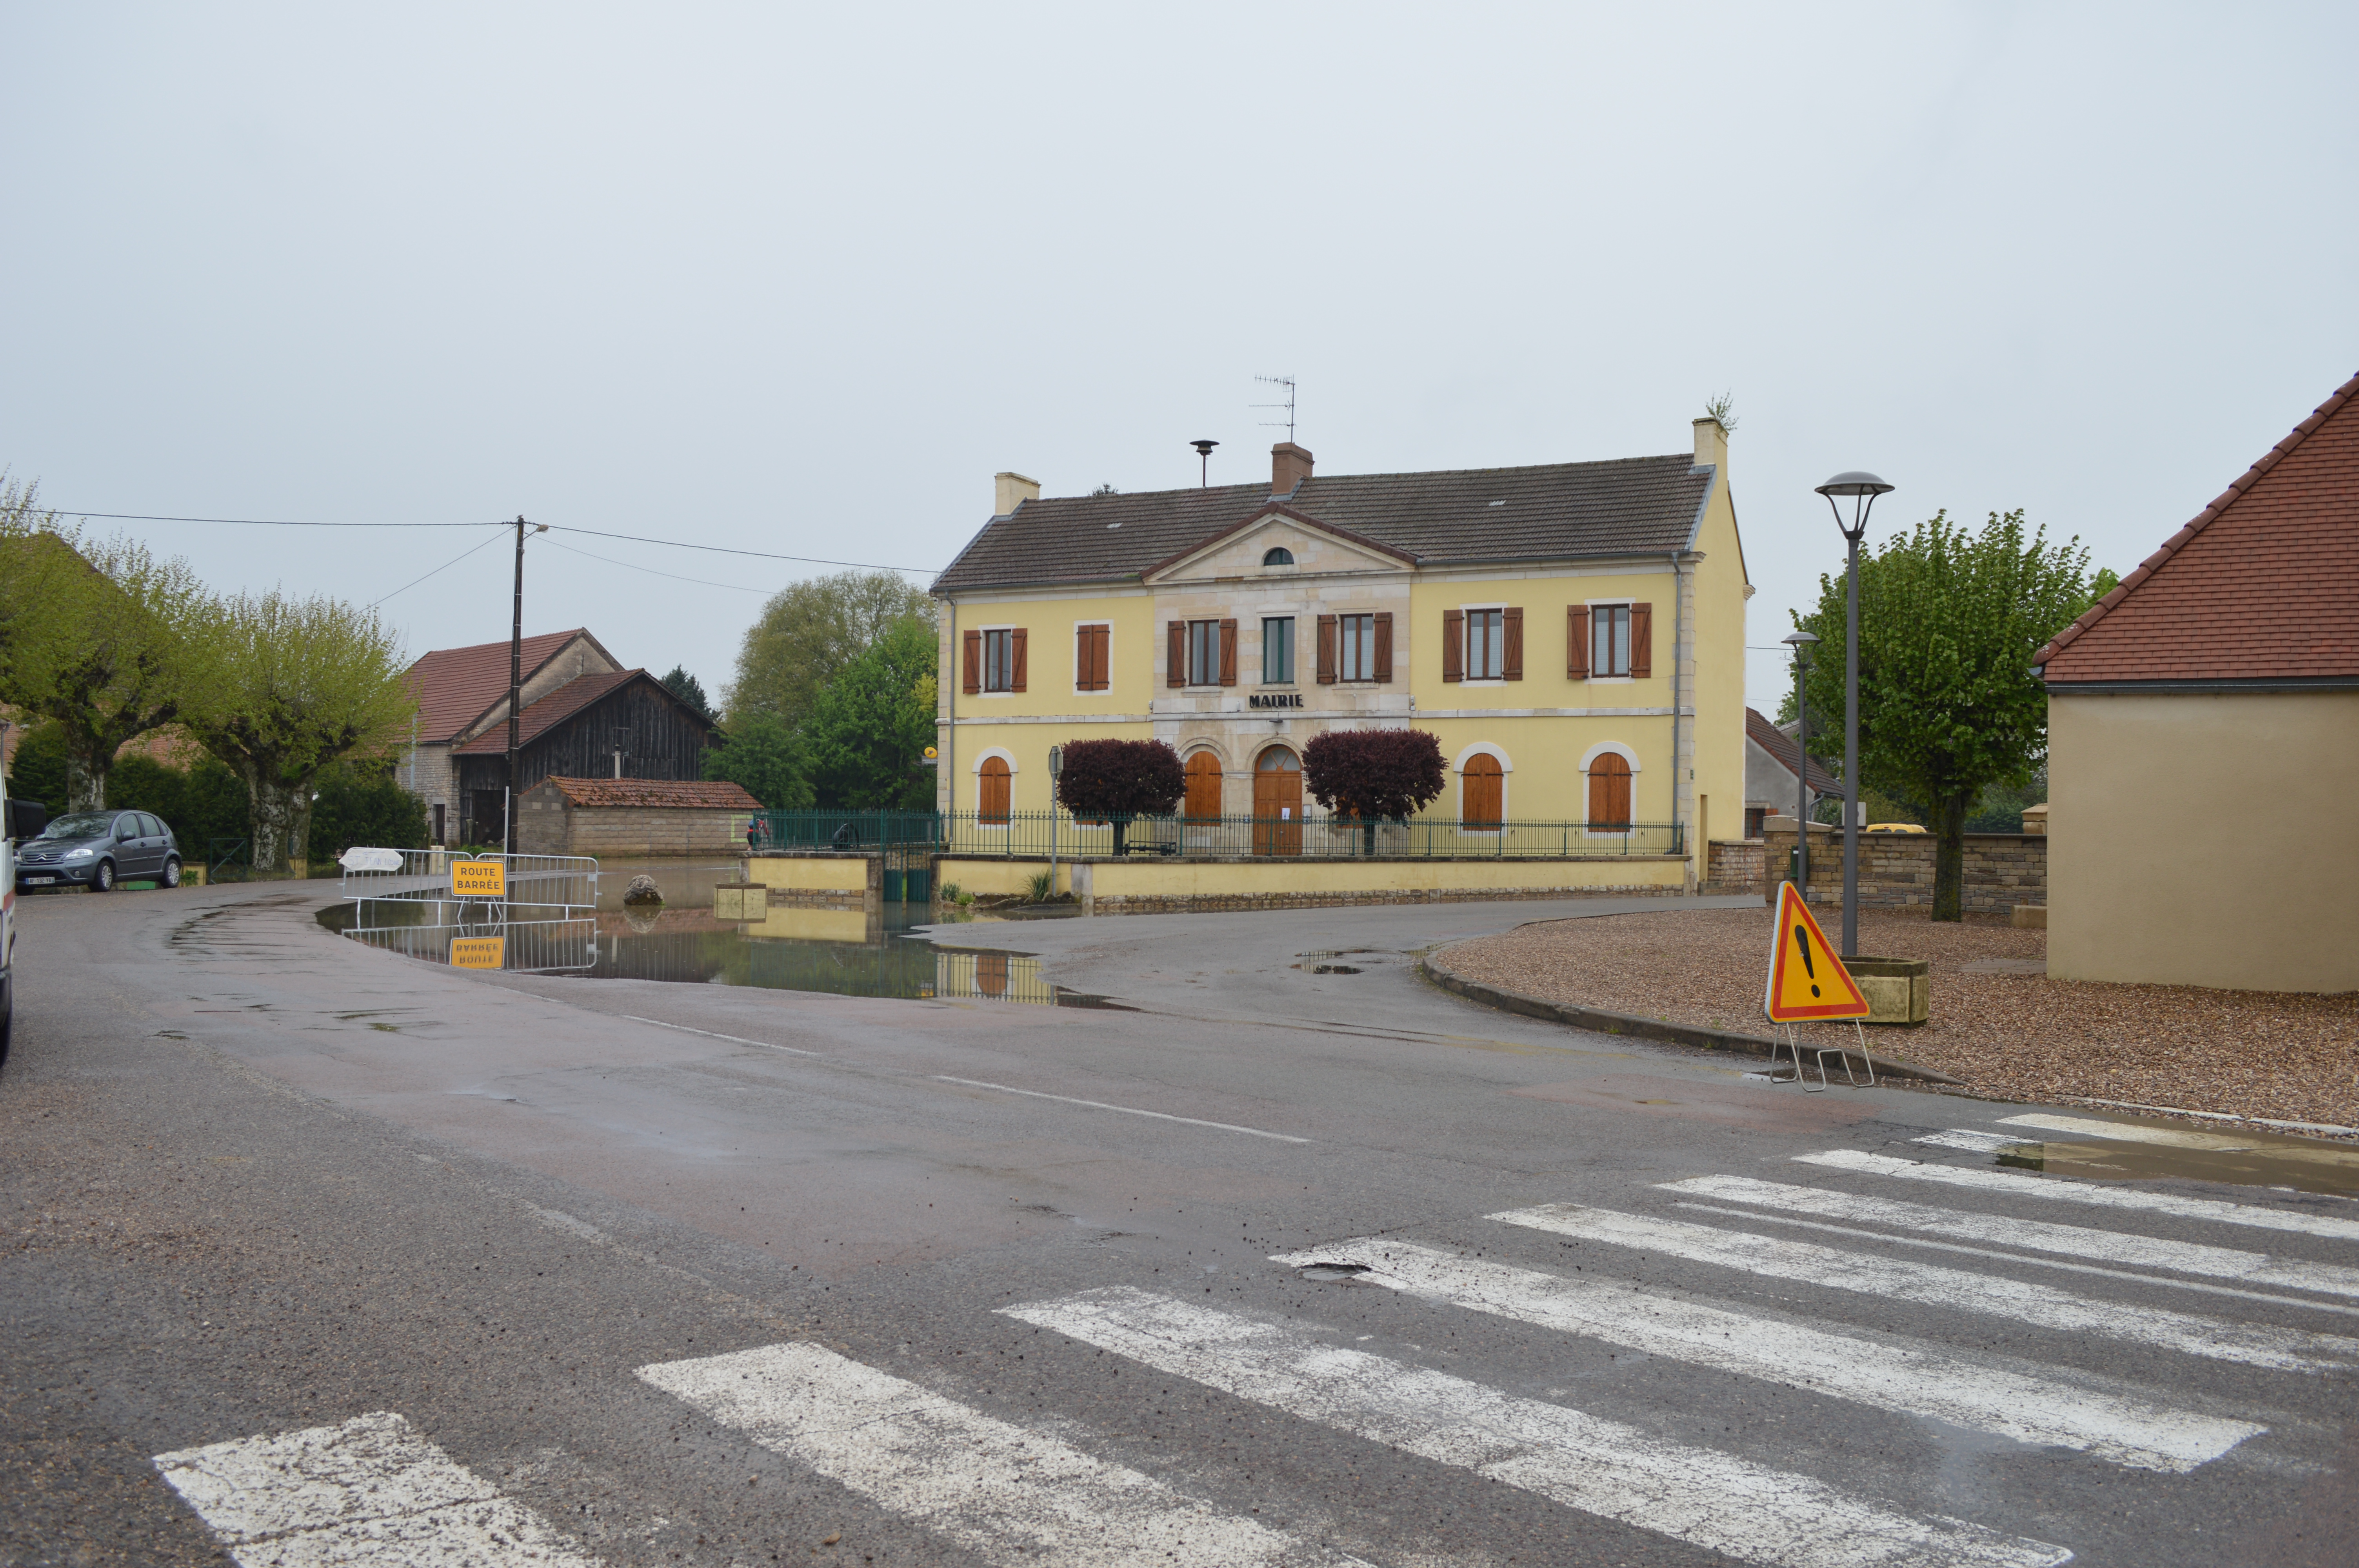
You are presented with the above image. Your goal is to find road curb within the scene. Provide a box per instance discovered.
[1418,952,1963,1085]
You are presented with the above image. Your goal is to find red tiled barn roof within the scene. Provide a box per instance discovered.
[537,777,760,810]
[404,629,602,743]
[2038,372,2359,683]
[1745,707,1841,795]
[451,670,641,754]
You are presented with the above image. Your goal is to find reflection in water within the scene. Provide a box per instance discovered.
[1997,1138,2359,1199]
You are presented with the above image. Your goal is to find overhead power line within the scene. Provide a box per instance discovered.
[49,507,937,576]
[539,534,775,596]
[370,530,508,608]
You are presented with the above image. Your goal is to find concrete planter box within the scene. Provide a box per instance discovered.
[1846,955,1930,1025]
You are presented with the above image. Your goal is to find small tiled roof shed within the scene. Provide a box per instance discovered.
[517,776,762,858]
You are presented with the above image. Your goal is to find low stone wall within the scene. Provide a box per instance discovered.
[935,851,1690,916]
[518,799,751,857]
[1705,839,1763,894]
[742,851,883,898]
[1758,821,2046,914]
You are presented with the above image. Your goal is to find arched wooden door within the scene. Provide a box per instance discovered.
[975,952,1009,996]
[1252,747,1302,855]
[1183,750,1224,820]
[1587,753,1632,831]
[979,756,1011,824]
[1461,753,1503,828]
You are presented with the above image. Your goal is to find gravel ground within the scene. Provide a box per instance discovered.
[1438,907,2359,1130]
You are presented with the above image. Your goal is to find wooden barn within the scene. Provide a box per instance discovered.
[450,669,721,846]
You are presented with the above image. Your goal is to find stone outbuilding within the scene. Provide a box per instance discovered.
[515,777,762,858]
[2036,370,2358,992]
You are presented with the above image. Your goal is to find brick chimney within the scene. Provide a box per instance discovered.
[1271,443,1314,497]
[994,472,1040,516]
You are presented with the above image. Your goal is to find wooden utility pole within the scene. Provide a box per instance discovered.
[506,516,527,855]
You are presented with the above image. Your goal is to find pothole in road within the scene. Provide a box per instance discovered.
[1294,1261,1374,1282]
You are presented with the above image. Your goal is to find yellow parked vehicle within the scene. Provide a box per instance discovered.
[1864,822,1928,833]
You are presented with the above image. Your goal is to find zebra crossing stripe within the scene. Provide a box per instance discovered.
[1492,1204,2359,1374]
[1003,1287,2074,1568]
[1915,1130,2022,1153]
[1659,1175,2359,1301]
[635,1341,1367,1568]
[153,1412,600,1567]
[1270,1237,2256,1472]
[1994,1113,2359,1162]
[1796,1149,2359,1243]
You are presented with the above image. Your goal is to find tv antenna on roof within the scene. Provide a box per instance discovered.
[1252,375,1297,443]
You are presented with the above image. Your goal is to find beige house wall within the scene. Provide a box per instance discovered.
[2048,691,2359,992]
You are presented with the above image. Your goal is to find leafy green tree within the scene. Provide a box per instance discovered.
[3,718,70,811]
[702,710,814,809]
[659,665,712,718]
[725,570,935,727]
[1791,509,2091,920]
[0,517,213,811]
[105,750,258,857]
[184,590,418,872]
[307,759,429,859]
[800,617,938,809]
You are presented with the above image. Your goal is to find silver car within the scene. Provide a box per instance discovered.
[14,810,182,893]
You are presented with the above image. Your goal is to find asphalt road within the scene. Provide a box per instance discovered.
[3,879,2354,1568]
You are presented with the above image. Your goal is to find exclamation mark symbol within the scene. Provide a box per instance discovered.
[1796,926,1820,997]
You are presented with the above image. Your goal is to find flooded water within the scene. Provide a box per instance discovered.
[319,858,1120,1009]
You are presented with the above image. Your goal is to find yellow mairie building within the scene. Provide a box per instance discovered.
[930,419,1752,893]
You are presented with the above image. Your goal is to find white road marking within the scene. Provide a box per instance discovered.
[2063,1098,2357,1137]
[154,1411,600,1567]
[636,1341,1361,1567]
[1270,1237,2257,1472]
[526,1204,608,1244]
[1997,1114,2359,1172]
[1661,1175,2359,1301]
[1915,1130,2023,1153]
[1004,1287,2073,1568]
[1670,1203,2359,1319]
[1492,1203,2359,1374]
[622,1015,823,1056]
[931,1075,1310,1143]
[1798,1149,2359,1243]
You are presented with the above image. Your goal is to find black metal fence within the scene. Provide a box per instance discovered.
[742,810,1680,861]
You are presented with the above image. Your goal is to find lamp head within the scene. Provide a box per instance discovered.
[1190,439,1219,458]
[1814,471,1893,499]
[1782,630,1821,666]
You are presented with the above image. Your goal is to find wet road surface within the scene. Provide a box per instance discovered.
[4,880,2354,1566]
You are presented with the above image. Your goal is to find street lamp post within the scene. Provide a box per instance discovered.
[1782,631,1820,898]
[1814,471,1893,958]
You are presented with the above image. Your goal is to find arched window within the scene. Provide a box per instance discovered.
[1262,546,1295,566]
[979,755,1011,824]
[1183,750,1223,820]
[1587,753,1632,830]
[1461,753,1503,828]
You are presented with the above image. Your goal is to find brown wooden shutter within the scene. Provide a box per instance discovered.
[1219,619,1238,685]
[1076,625,1092,690]
[1372,612,1393,682]
[1442,609,1464,682]
[1168,621,1186,687]
[1567,606,1590,679]
[963,629,981,694]
[1095,625,1111,690]
[1009,628,1027,691]
[1316,615,1338,684]
[1630,603,1653,679]
[1502,607,1524,681]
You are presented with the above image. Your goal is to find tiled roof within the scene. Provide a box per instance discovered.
[932,454,1714,592]
[1746,708,1842,795]
[2038,372,2359,684]
[540,777,760,810]
[405,629,595,742]
[452,670,643,755]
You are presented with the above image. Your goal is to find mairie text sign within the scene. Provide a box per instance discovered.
[450,859,507,898]
[1763,881,1870,1022]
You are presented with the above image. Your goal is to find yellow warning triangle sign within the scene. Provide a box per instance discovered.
[1764,881,1870,1022]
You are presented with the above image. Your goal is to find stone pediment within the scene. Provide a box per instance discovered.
[1141,503,1416,585]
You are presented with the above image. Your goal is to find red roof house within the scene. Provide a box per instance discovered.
[2040,372,2358,992]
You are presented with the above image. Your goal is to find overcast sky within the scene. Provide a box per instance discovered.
[5,4,2353,715]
